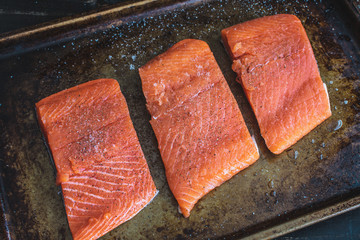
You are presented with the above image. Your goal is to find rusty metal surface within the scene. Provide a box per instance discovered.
[0,0,359,239]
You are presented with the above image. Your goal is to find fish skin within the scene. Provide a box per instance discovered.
[139,39,259,217]
[36,79,157,240]
[221,14,331,154]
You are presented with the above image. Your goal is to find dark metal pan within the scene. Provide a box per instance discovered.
[0,0,359,239]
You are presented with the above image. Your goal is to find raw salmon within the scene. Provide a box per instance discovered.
[221,14,331,154]
[139,39,259,217]
[36,79,157,240]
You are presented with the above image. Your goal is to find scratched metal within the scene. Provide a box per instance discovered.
[0,0,359,239]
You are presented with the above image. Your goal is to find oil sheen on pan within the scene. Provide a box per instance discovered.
[139,39,260,218]
[222,14,332,154]
[35,79,158,240]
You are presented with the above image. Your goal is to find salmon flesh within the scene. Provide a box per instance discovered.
[36,79,157,240]
[139,39,259,217]
[221,14,332,154]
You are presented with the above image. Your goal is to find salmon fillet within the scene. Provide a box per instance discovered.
[36,79,157,240]
[221,14,331,154]
[139,39,259,217]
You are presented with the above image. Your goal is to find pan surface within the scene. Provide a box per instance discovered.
[0,0,359,239]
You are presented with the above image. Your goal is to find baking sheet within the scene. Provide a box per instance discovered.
[0,0,359,239]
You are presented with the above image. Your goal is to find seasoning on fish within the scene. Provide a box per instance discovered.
[139,39,259,218]
[221,14,331,154]
[36,79,158,240]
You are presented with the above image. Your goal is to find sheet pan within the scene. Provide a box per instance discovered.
[0,0,359,239]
